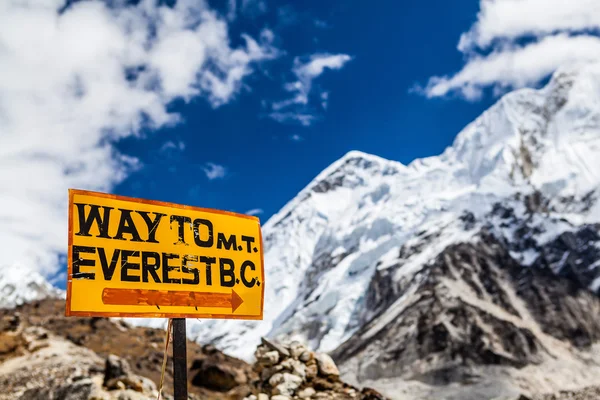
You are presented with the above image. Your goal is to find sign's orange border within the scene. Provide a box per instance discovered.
[65,188,265,320]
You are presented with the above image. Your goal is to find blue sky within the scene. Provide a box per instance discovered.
[3,0,599,282]
[114,0,491,224]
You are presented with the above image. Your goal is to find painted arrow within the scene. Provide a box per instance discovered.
[101,288,244,313]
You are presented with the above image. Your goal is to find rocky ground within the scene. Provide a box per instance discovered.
[0,299,386,400]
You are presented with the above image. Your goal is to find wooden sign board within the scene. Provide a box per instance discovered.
[66,189,264,320]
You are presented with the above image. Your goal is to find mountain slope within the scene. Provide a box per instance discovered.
[0,265,63,309]
[179,61,600,366]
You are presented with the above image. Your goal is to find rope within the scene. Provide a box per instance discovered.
[157,318,173,400]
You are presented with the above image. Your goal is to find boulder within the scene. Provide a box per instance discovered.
[191,358,248,391]
[298,387,316,399]
[258,350,280,367]
[261,337,290,358]
[314,353,339,377]
[104,354,132,385]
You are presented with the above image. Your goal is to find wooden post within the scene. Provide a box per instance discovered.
[172,318,188,400]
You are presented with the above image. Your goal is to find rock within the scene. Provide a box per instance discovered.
[259,350,280,366]
[305,362,318,380]
[314,353,339,377]
[261,337,291,358]
[312,377,336,391]
[271,396,291,400]
[272,373,303,396]
[116,389,149,400]
[261,364,284,381]
[297,387,316,399]
[289,341,307,359]
[191,358,248,391]
[55,378,96,400]
[299,351,312,363]
[244,395,258,400]
[104,354,132,385]
[360,387,387,400]
[22,326,48,343]
[280,358,307,380]
[258,393,270,400]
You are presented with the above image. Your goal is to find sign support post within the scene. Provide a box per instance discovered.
[172,318,188,400]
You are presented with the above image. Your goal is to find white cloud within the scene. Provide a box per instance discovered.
[160,140,186,152]
[245,208,263,216]
[270,53,351,125]
[422,0,600,99]
[458,0,600,51]
[241,0,267,18]
[203,162,227,180]
[227,0,237,21]
[269,112,316,127]
[290,134,304,141]
[0,0,277,275]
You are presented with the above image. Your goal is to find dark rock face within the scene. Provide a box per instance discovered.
[104,354,133,385]
[332,228,600,386]
[190,344,252,392]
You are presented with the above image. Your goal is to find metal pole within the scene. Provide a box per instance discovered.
[172,318,188,400]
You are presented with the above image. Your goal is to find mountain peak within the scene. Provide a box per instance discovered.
[0,265,64,309]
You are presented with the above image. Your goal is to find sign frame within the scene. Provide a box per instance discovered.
[65,188,265,320]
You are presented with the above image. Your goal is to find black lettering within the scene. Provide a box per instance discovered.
[121,250,140,282]
[98,248,120,281]
[182,255,199,285]
[113,209,143,242]
[240,260,256,288]
[162,253,181,284]
[137,211,166,243]
[200,256,216,286]
[74,204,112,238]
[217,233,237,251]
[170,215,190,245]
[72,245,96,279]
[142,251,161,283]
[241,235,255,253]
[193,219,213,248]
[219,258,235,287]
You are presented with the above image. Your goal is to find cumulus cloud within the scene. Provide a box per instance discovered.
[269,53,352,125]
[203,163,227,180]
[421,0,600,99]
[0,0,277,275]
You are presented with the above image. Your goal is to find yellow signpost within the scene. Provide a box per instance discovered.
[66,189,265,400]
[66,189,264,319]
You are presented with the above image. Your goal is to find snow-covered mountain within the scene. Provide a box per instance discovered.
[0,265,64,308]
[3,61,600,399]
[178,62,600,366]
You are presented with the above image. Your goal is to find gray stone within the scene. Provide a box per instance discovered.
[272,373,303,397]
[289,341,307,360]
[55,378,95,400]
[259,350,280,366]
[280,358,307,380]
[297,387,316,399]
[314,353,339,377]
[261,337,290,358]
[104,354,132,384]
[299,351,312,363]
